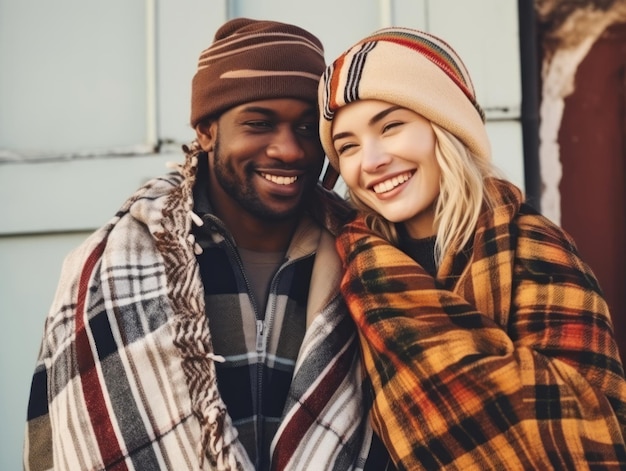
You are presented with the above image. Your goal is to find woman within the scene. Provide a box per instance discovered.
[318,27,626,470]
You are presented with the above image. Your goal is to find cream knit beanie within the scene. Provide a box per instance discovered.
[319,26,491,170]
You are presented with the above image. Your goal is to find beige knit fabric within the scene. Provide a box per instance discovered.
[318,27,491,170]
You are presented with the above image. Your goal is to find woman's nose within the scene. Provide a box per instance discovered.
[361,140,391,173]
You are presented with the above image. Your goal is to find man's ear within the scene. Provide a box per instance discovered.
[195,120,217,152]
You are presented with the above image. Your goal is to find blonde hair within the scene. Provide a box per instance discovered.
[346,123,498,267]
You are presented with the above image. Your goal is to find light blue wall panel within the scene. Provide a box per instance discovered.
[0,233,90,471]
[157,1,228,145]
[487,121,525,190]
[0,0,148,157]
[392,0,428,29]
[0,153,177,235]
[428,0,522,119]
[229,0,382,65]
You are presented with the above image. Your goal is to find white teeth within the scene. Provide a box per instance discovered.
[372,172,412,194]
[261,173,298,185]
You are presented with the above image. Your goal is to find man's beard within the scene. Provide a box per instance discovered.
[212,135,309,222]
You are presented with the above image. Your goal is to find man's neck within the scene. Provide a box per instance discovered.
[216,206,298,252]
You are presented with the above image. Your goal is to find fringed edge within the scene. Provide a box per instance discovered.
[154,141,251,470]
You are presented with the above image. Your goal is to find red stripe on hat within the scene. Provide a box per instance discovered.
[329,52,348,113]
[381,35,476,102]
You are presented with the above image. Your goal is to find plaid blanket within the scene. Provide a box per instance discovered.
[24,147,369,470]
[337,178,626,470]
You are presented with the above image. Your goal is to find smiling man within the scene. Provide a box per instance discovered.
[24,18,370,471]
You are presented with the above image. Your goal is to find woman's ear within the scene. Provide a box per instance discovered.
[195,120,217,152]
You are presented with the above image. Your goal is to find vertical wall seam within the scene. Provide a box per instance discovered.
[146,0,158,150]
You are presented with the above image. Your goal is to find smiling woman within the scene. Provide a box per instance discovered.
[332,100,441,239]
[318,25,626,470]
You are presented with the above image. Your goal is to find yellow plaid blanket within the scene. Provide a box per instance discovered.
[337,178,626,470]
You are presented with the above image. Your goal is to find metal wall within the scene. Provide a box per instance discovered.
[0,1,524,468]
[559,22,626,363]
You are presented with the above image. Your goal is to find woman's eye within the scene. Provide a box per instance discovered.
[382,121,403,133]
[336,143,356,155]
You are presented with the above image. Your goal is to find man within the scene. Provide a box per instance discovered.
[23,18,368,470]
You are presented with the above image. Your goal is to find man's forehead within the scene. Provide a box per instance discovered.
[227,99,318,118]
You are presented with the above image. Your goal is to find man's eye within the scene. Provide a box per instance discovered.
[246,120,272,129]
[297,122,318,136]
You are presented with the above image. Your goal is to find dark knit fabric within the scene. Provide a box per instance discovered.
[398,228,437,277]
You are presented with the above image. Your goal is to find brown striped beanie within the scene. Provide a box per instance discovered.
[318,27,491,171]
[190,18,326,126]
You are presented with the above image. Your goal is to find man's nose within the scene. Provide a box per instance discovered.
[266,128,305,162]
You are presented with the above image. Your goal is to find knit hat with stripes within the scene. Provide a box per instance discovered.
[191,18,325,126]
[319,26,491,171]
